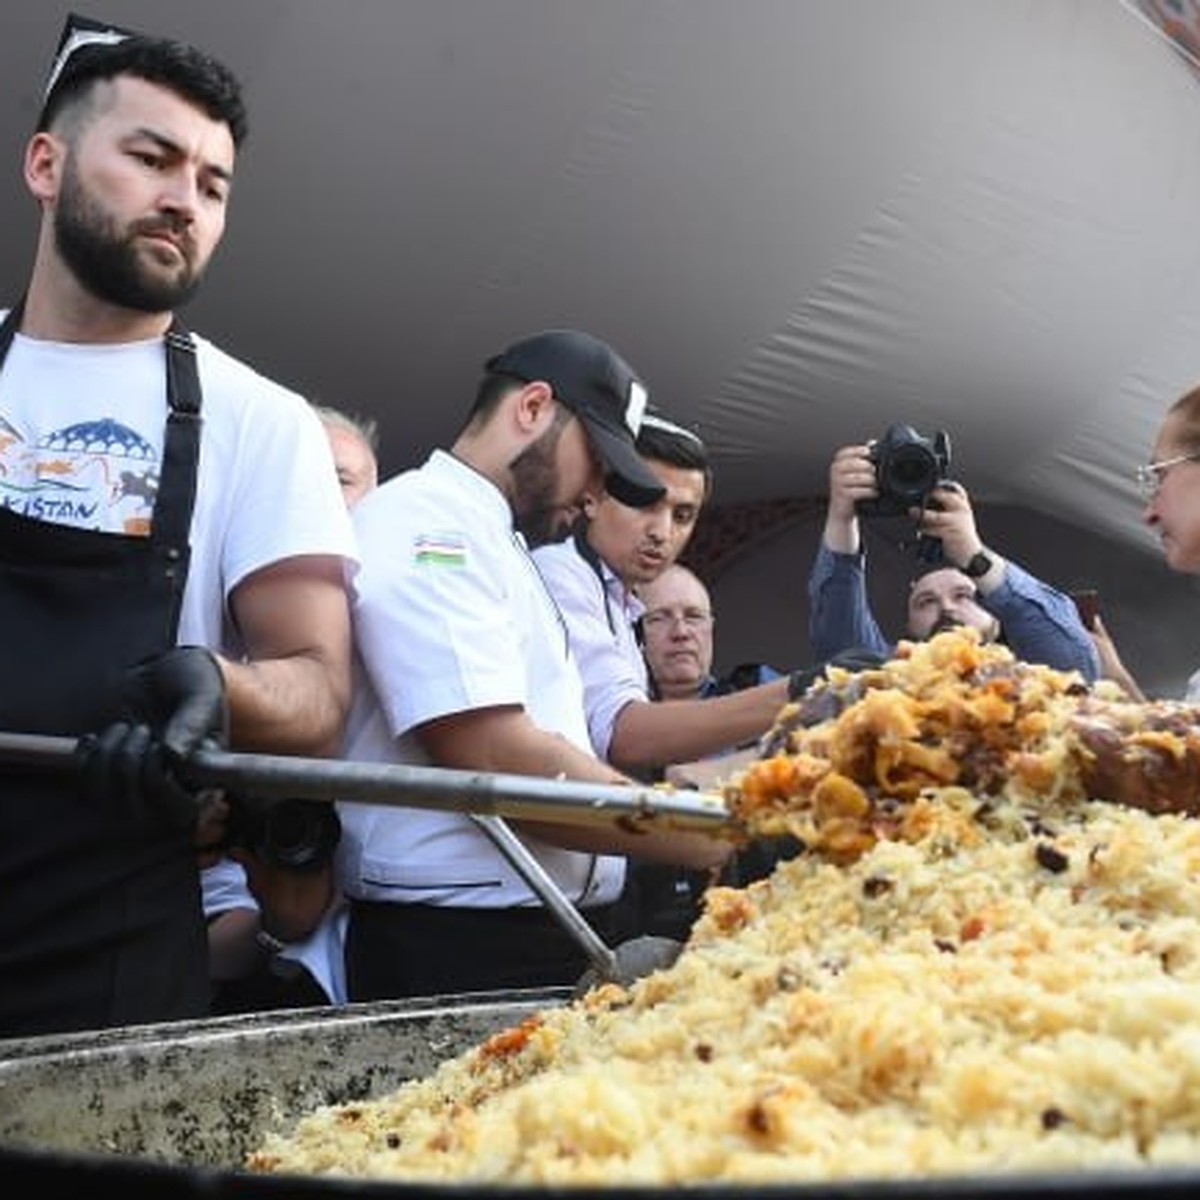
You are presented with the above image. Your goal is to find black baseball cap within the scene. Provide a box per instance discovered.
[485,329,666,508]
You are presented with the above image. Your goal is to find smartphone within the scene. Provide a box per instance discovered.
[1071,589,1101,629]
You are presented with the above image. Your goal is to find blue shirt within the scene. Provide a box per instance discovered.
[808,543,1100,681]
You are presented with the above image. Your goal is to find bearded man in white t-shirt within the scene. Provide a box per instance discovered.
[0,18,356,1037]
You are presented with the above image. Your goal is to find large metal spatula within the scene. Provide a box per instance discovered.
[0,730,697,990]
[0,732,735,835]
[469,813,683,993]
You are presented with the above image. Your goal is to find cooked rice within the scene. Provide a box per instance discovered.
[247,631,1200,1185]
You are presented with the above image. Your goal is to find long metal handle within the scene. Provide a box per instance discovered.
[0,732,735,835]
[468,813,619,982]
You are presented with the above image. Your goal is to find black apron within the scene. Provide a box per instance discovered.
[0,302,209,1037]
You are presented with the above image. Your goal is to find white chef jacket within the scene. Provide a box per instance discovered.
[337,450,625,909]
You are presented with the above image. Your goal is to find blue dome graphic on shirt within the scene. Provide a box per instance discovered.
[43,418,154,459]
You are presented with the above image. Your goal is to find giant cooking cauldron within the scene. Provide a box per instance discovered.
[2,990,1200,1199]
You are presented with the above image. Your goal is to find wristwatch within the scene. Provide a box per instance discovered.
[255,929,288,955]
[961,550,993,579]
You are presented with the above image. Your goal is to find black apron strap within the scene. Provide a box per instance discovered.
[0,299,209,1036]
[0,299,24,359]
[152,320,202,552]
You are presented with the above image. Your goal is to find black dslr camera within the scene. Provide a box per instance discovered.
[856,423,952,518]
[225,794,342,872]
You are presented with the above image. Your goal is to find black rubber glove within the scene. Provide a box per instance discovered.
[787,645,887,702]
[78,646,229,835]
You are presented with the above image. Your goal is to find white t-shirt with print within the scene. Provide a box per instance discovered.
[337,449,625,910]
[0,319,358,655]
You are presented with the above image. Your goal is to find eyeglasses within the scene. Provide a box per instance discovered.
[1135,451,1200,501]
[641,606,713,632]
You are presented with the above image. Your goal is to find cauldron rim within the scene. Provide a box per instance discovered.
[4,993,1200,1197]
[5,1140,1200,1199]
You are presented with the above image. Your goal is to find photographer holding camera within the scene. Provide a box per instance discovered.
[809,434,1099,680]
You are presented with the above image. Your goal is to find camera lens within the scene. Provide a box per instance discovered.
[883,444,939,496]
[258,799,341,871]
[856,424,951,519]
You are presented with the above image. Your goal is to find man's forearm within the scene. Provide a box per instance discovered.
[809,544,890,662]
[608,682,790,774]
[222,652,351,757]
[984,562,1101,681]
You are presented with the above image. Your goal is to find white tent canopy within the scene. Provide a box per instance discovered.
[1,0,1197,692]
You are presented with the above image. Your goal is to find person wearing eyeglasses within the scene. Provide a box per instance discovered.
[1095,386,1200,703]
[639,564,721,702]
[1139,392,1200,602]
[640,563,782,703]
[638,560,787,786]
[810,443,1099,681]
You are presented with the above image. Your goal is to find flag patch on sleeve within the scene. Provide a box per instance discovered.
[413,532,467,567]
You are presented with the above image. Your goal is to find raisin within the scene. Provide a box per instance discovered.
[1035,843,1069,873]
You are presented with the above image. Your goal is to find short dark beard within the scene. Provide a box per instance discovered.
[928,616,962,638]
[923,614,998,643]
[511,408,572,548]
[54,151,204,313]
